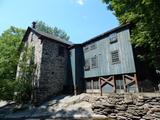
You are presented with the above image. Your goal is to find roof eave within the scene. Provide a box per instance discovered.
[82,23,132,46]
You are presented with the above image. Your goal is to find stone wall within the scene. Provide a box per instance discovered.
[92,93,160,120]
[34,39,68,103]
[16,32,43,81]
[17,31,69,104]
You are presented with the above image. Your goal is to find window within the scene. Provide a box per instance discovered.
[84,59,90,71]
[111,50,120,64]
[31,33,34,42]
[86,81,92,89]
[84,46,89,53]
[116,80,124,90]
[58,45,64,57]
[109,33,117,44]
[30,47,35,65]
[90,43,97,50]
[86,80,99,90]
[91,56,98,68]
[93,80,99,89]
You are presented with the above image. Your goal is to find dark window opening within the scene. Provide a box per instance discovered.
[84,59,90,71]
[86,80,99,90]
[90,43,97,50]
[31,33,34,42]
[93,80,99,89]
[58,45,65,57]
[116,80,124,90]
[84,46,89,53]
[111,50,120,64]
[109,33,118,44]
[86,81,92,89]
[91,55,98,68]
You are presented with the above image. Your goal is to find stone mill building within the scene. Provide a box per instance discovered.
[17,23,159,104]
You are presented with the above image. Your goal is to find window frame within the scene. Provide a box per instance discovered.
[90,43,97,50]
[58,45,65,57]
[93,80,99,89]
[84,46,89,53]
[84,58,90,71]
[111,50,120,64]
[109,33,118,44]
[91,55,98,68]
[86,80,92,89]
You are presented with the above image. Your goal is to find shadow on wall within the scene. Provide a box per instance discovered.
[64,50,74,94]
[75,45,85,94]
[65,45,85,95]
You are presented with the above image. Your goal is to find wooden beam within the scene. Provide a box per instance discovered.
[124,75,135,81]
[124,73,139,92]
[100,76,114,87]
[112,76,116,93]
[99,76,115,95]
[134,74,139,92]
[99,77,102,96]
[125,78,134,86]
[123,75,127,92]
[91,80,93,94]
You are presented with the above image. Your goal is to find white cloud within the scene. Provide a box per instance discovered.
[76,0,86,5]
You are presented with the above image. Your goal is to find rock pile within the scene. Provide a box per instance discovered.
[92,93,160,120]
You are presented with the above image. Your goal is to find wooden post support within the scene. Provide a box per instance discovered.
[113,76,116,93]
[134,74,139,92]
[99,77,102,96]
[91,80,93,94]
[123,75,127,92]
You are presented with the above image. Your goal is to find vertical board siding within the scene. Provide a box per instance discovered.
[70,48,76,88]
[84,29,136,78]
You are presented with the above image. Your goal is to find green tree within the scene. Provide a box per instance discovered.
[35,21,70,41]
[0,26,25,100]
[14,46,36,103]
[102,0,160,69]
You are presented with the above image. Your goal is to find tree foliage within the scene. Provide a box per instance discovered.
[0,26,25,100]
[14,46,36,103]
[35,21,70,41]
[102,0,160,69]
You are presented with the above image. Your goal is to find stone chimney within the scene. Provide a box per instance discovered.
[32,21,36,29]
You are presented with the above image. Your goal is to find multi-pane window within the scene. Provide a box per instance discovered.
[116,80,124,90]
[86,80,99,90]
[84,46,89,53]
[91,56,98,68]
[84,43,97,52]
[58,45,64,57]
[90,43,97,50]
[109,33,118,44]
[111,50,120,64]
[84,59,90,71]
[93,80,99,89]
[86,81,92,89]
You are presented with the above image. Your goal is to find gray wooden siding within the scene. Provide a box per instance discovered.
[69,46,85,93]
[70,48,76,88]
[83,29,136,78]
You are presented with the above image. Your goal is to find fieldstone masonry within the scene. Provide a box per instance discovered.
[34,39,68,103]
[19,31,68,104]
[92,93,160,120]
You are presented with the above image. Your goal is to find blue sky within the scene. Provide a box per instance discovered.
[0,0,118,43]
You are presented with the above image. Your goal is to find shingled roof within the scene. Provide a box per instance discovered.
[23,27,73,46]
